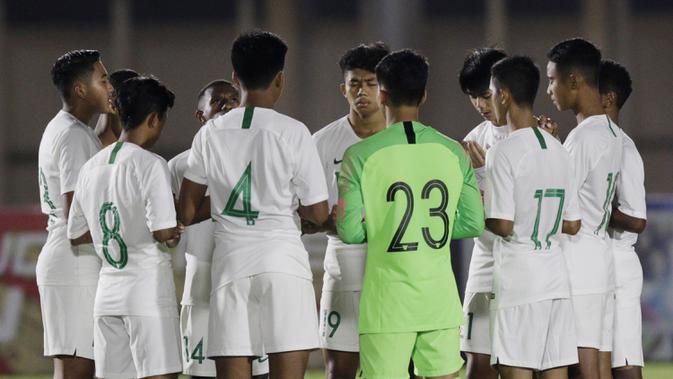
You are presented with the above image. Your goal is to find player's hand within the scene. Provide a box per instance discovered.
[536,115,560,139]
[321,205,338,234]
[462,141,486,168]
[301,218,322,235]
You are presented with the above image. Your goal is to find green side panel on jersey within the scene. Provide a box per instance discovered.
[532,127,547,149]
[108,141,124,164]
[39,168,56,210]
[337,121,484,333]
[242,106,254,129]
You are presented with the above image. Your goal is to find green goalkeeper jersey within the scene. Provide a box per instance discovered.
[337,121,484,333]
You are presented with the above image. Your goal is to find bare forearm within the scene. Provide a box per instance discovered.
[610,207,646,234]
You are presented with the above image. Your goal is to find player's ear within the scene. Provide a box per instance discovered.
[195,110,206,124]
[378,88,389,107]
[418,90,427,106]
[72,80,87,99]
[147,111,160,128]
[339,83,346,98]
[232,71,241,89]
[273,71,284,90]
[569,72,578,90]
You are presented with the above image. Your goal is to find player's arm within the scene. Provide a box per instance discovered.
[67,180,92,245]
[298,200,329,226]
[452,143,485,239]
[58,129,93,221]
[562,220,581,235]
[336,148,366,244]
[178,179,210,226]
[610,208,646,233]
[63,191,74,220]
[293,125,330,226]
[483,146,513,239]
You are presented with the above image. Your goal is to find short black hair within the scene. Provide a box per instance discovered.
[491,56,540,107]
[51,49,101,101]
[376,49,428,107]
[197,79,237,101]
[115,76,175,131]
[109,69,139,93]
[599,60,632,110]
[547,37,602,88]
[459,47,507,95]
[231,30,287,90]
[338,42,390,74]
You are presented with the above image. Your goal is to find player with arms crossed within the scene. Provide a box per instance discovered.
[485,56,581,379]
[457,47,508,379]
[168,80,269,378]
[598,60,647,379]
[337,49,484,379]
[68,76,183,379]
[179,30,329,379]
[546,38,624,379]
[37,49,112,379]
[309,42,388,379]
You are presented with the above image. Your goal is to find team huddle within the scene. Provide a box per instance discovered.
[36,29,646,379]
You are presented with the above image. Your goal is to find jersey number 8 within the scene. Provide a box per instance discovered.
[99,202,128,269]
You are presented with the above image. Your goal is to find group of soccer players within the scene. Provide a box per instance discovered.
[36,28,646,379]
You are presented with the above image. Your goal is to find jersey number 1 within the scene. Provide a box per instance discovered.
[222,162,259,225]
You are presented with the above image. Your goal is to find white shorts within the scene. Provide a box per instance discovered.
[181,304,269,376]
[318,290,360,352]
[94,315,182,379]
[490,299,578,370]
[460,292,491,355]
[38,285,96,359]
[612,250,644,367]
[208,272,319,357]
[571,293,610,349]
[600,292,615,352]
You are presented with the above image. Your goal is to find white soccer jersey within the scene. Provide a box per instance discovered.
[184,106,328,290]
[67,141,178,317]
[37,110,102,286]
[313,115,367,291]
[168,150,215,306]
[463,120,511,293]
[609,131,646,249]
[563,114,624,294]
[485,127,580,308]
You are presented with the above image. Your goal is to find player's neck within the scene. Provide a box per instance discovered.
[62,102,96,126]
[239,90,276,109]
[95,114,121,147]
[348,109,385,138]
[506,106,536,132]
[606,109,620,124]
[385,106,420,127]
[119,128,150,149]
[573,88,604,124]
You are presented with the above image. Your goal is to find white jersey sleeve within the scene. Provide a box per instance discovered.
[57,128,99,194]
[563,154,581,221]
[185,126,209,186]
[66,178,90,239]
[292,126,329,206]
[484,145,515,221]
[615,134,646,220]
[141,158,178,232]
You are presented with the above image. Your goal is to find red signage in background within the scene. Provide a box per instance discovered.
[0,208,49,374]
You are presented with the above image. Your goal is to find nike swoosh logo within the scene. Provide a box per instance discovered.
[256,356,269,363]
[333,158,343,164]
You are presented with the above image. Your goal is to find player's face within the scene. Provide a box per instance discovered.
[468,89,496,123]
[546,61,573,111]
[343,69,380,118]
[203,85,241,121]
[489,78,507,126]
[84,61,114,114]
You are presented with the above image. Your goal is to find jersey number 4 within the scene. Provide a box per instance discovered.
[222,162,259,225]
[386,180,450,252]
